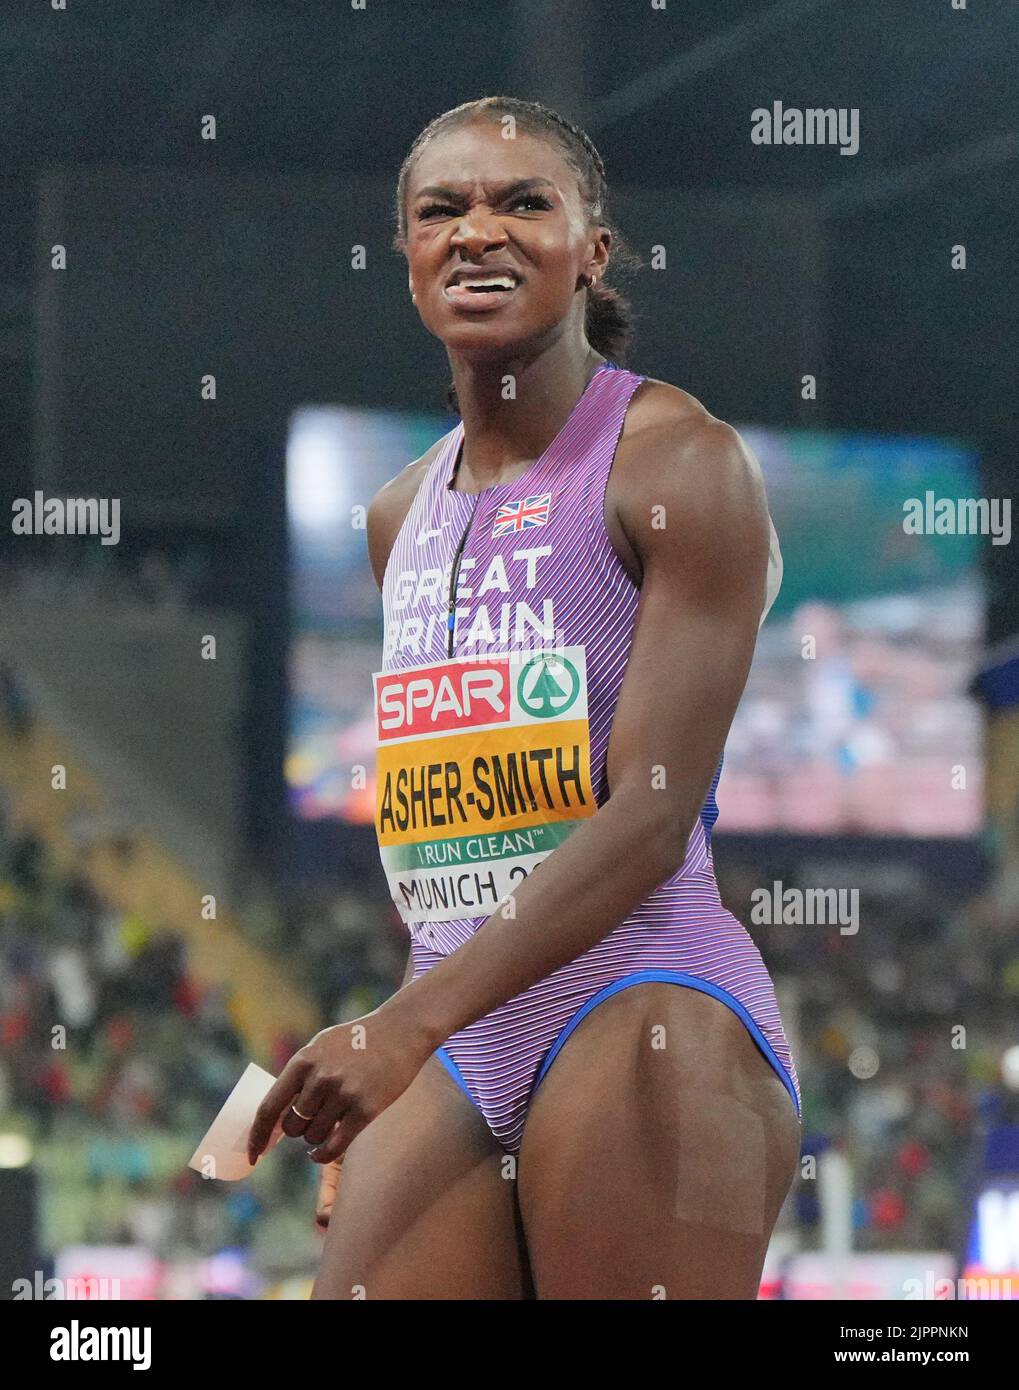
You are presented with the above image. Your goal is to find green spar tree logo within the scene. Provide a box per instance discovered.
[517,654,580,718]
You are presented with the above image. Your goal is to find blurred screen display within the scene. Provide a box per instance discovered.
[286,406,451,824]
[773,1251,961,1301]
[54,1245,162,1301]
[287,408,984,837]
[720,427,983,835]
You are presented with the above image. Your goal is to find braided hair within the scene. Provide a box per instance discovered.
[393,96,642,414]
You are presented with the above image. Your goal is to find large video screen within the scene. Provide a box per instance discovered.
[287,407,984,837]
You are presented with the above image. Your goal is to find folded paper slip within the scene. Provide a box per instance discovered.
[188,1062,285,1181]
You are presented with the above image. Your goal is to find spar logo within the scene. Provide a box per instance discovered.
[375,656,512,740]
[374,648,588,742]
[517,653,580,718]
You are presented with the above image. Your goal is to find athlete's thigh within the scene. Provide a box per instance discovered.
[313,1054,530,1300]
[517,982,801,1300]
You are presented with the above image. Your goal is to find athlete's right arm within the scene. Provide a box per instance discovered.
[365,477,404,590]
[365,439,442,588]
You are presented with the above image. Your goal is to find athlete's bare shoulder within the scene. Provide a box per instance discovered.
[608,375,769,577]
[617,376,753,469]
[621,376,709,436]
[366,433,449,591]
[614,376,766,506]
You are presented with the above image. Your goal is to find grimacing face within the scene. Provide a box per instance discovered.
[402,117,611,354]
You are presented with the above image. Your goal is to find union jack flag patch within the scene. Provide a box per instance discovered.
[492,492,554,537]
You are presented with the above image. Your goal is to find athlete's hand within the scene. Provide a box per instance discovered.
[315,1159,342,1230]
[247,1005,435,1167]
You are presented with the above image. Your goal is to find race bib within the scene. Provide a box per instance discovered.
[372,647,596,925]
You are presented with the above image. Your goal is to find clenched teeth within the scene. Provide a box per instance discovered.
[461,275,517,291]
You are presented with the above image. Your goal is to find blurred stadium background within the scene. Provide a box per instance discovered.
[1,0,1017,1300]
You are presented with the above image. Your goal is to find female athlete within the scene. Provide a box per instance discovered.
[249,96,801,1300]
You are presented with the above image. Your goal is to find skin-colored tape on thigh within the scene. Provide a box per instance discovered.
[673,1092,767,1238]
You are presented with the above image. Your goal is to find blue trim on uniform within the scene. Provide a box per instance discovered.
[531,968,801,1118]
[700,753,723,842]
[434,1045,479,1109]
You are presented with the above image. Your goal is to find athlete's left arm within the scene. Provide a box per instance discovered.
[249,413,774,1164]
[389,412,773,1042]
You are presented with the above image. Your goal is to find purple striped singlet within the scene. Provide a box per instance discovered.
[373,361,800,1153]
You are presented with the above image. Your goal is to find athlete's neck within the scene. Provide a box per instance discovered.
[448,346,605,491]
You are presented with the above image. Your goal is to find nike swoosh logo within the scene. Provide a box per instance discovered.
[415,524,450,545]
